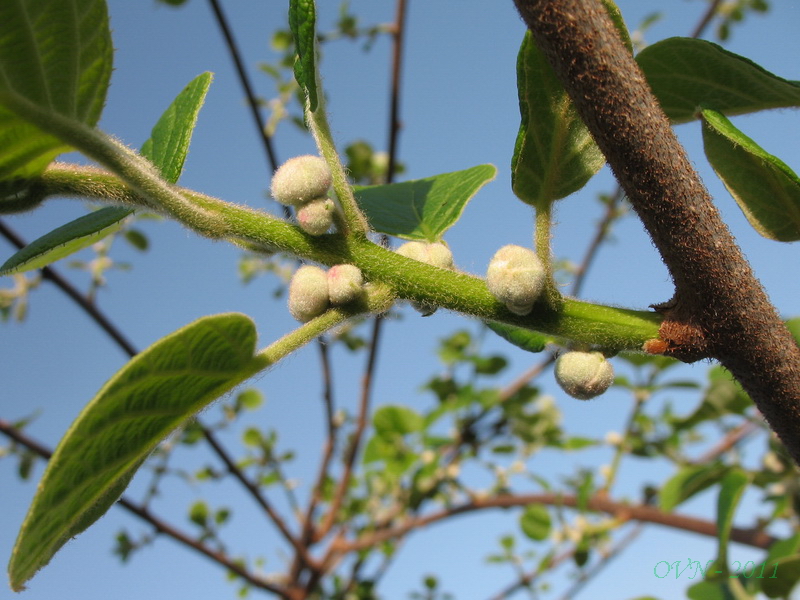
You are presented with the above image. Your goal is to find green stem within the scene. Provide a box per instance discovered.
[0,94,227,238]
[534,202,563,310]
[25,164,662,351]
[307,103,370,236]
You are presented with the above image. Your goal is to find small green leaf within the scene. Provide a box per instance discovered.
[373,406,423,437]
[486,321,553,353]
[761,555,800,598]
[637,38,800,124]
[519,504,551,541]
[289,0,318,112]
[659,463,729,512]
[716,468,750,568]
[9,313,258,591]
[673,366,751,431]
[511,31,604,208]
[0,0,112,179]
[702,109,800,241]
[353,165,496,241]
[140,72,213,184]
[0,207,132,275]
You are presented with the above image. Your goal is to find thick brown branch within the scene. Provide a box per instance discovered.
[512,0,800,464]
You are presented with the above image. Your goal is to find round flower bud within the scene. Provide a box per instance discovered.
[396,241,454,270]
[554,351,614,400]
[327,264,364,305]
[297,197,335,235]
[270,155,332,206]
[288,265,330,322]
[396,241,454,316]
[486,245,545,316]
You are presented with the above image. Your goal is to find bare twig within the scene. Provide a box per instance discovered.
[332,492,774,558]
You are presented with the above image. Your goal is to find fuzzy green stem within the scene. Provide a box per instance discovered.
[0,94,227,238]
[20,164,661,351]
[534,202,562,310]
[307,104,370,236]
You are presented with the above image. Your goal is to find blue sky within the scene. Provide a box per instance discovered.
[2,1,800,599]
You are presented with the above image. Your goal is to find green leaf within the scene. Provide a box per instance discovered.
[0,72,212,275]
[353,165,496,241]
[519,504,551,541]
[786,317,800,347]
[486,321,553,353]
[637,38,800,124]
[9,313,258,591]
[0,207,132,275]
[0,0,112,179]
[289,0,318,112]
[373,405,423,437]
[702,109,800,242]
[600,0,633,54]
[716,468,749,568]
[511,31,604,208]
[761,556,800,598]
[140,72,213,184]
[659,462,729,511]
[672,366,750,431]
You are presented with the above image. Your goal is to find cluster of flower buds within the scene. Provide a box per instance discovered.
[395,241,455,315]
[270,155,336,235]
[288,264,365,322]
[554,351,614,400]
[486,244,545,316]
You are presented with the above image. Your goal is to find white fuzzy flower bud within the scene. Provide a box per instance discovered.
[270,155,332,206]
[297,197,335,235]
[288,265,330,322]
[554,351,614,400]
[396,241,454,269]
[396,241,455,316]
[486,245,545,316]
[327,264,364,305]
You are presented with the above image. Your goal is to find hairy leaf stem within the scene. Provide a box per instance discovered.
[17,164,661,351]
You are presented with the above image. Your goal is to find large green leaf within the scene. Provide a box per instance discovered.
[0,0,112,179]
[289,0,318,112]
[353,164,496,241]
[9,313,259,591]
[702,109,800,242]
[637,38,800,124]
[511,31,604,208]
[0,72,213,275]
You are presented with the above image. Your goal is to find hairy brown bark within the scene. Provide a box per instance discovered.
[512,0,800,462]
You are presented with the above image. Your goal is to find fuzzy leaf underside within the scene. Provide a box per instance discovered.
[9,313,258,591]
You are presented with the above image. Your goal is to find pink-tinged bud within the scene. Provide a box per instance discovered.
[288,265,330,322]
[327,264,364,305]
[396,241,454,269]
[297,197,335,235]
[270,155,332,206]
[486,245,545,316]
[554,351,614,400]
